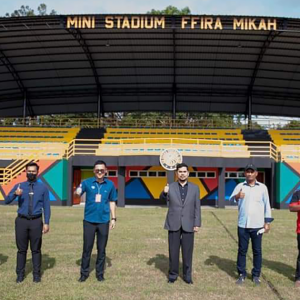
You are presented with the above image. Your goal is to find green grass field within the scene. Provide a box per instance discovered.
[0,206,298,300]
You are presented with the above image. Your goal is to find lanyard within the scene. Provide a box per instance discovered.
[96,182,103,195]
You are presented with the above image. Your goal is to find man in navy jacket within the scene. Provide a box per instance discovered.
[5,162,50,283]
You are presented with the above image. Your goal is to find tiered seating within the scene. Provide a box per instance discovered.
[0,127,80,161]
[269,130,300,146]
[96,128,249,157]
[103,128,244,145]
[0,127,80,143]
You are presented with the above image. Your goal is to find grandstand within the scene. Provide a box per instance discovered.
[0,124,277,207]
[0,127,80,143]
[1,14,300,208]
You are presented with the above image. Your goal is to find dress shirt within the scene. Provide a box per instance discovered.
[178,182,188,203]
[5,180,51,224]
[230,180,273,228]
[79,177,117,223]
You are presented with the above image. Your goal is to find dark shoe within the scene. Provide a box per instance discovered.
[78,275,88,282]
[167,279,176,284]
[236,275,245,285]
[184,279,193,284]
[16,276,24,283]
[97,275,105,282]
[252,276,261,286]
[33,276,41,283]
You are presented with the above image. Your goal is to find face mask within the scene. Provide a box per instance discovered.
[27,173,37,181]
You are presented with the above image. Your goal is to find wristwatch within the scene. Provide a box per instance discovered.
[111,218,117,221]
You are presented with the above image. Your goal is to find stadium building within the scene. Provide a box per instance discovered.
[0,14,300,208]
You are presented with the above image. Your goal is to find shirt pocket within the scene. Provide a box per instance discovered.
[102,189,109,201]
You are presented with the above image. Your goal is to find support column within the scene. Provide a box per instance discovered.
[97,91,101,119]
[271,162,276,209]
[23,91,27,119]
[118,166,126,207]
[247,94,252,130]
[67,157,74,206]
[167,170,175,184]
[172,93,176,120]
[218,167,225,208]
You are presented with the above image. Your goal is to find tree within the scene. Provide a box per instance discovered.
[282,120,300,129]
[147,5,191,15]
[5,3,56,17]
[37,3,56,16]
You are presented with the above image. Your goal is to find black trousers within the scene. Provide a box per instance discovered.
[15,216,43,277]
[80,220,109,277]
[296,234,300,280]
[168,228,194,281]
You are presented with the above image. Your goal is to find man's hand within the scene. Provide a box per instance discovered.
[43,224,50,234]
[75,186,82,196]
[15,184,23,196]
[164,184,169,194]
[235,189,245,201]
[110,220,116,230]
[194,227,200,233]
[264,223,270,233]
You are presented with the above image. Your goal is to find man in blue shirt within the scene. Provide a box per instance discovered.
[230,164,273,286]
[76,160,117,282]
[5,162,51,283]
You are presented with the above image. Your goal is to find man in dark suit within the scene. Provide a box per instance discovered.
[160,163,201,284]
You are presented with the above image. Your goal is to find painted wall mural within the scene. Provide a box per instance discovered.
[0,159,68,204]
[1,161,269,206]
[276,162,300,207]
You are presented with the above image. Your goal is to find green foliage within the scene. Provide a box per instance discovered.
[119,112,240,128]
[5,5,34,17]
[282,120,300,129]
[37,3,57,16]
[5,3,57,17]
[147,5,191,15]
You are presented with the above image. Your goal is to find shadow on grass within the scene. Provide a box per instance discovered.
[25,253,56,277]
[0,254,8,266]
[262,258,295,282]
[147,254,180,278]
[76,254,112,273]
[204,255,236,279]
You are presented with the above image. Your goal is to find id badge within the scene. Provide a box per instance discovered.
[95,194,101,203]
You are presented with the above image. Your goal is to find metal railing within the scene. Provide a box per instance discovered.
[0,158,37,185]
[279,145,300,162]
[66,139,278,160]
[0,143,68,185]
[0,138,279,185]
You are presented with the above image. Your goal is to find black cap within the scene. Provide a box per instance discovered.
[245,164,257,171]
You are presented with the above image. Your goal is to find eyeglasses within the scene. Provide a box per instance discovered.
[94,169,106,174]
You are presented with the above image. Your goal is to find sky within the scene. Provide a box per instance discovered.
[1,0,300,18]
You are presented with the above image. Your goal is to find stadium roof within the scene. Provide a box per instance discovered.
[1,14,300,118]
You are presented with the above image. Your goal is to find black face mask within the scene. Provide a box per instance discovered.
[27,173,37,181]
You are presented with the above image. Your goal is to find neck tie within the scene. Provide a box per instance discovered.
[28,183,34,216]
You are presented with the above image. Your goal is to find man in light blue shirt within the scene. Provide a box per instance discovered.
[75,160,117,283]
[230,164,273,286]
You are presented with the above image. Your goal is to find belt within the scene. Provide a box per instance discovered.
[18,214,42,220]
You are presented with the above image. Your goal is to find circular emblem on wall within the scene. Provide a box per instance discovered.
[159,148,183,171]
